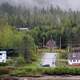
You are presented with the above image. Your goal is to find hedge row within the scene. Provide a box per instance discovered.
[42,67,80,75]
[1,66,80,76]
[10,66,42,76]
[10,67,80,77]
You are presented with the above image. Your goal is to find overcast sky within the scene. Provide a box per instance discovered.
[0,0,80,11]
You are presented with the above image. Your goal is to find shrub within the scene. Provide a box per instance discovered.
[0,59,15,66]
[42,67,80,75]
[0,63,8,66]
[14,56,26,66]
[10,66,41,77]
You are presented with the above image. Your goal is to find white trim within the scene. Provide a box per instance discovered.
[68,59,80,65]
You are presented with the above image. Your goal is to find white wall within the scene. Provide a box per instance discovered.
[0,51,7,63]
[41,53,57,67]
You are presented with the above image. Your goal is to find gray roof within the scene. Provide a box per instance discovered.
[46,39,56,48]
[68,52,80,61]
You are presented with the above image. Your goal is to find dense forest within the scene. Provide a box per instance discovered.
[1,1,80,77]
[0,2,80,50]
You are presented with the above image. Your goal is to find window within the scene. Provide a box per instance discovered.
[0,53,2,55]
[73,59,76,62]
[73,54,76,57]
[77,60,79,62]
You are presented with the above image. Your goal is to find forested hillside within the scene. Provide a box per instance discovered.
[0,2,80,48]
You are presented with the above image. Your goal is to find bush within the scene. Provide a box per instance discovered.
[0,59,16,67]
[42,67,80,75]
[14,56,26,66]
[10,66,41,77]
[0,63,8,66]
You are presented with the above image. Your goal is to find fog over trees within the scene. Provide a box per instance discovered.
[0,0,80,11]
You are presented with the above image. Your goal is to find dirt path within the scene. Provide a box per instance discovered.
[33,76,80,80]
[31,76,80,80]
[2,76,80,80]
[17,76,80,80]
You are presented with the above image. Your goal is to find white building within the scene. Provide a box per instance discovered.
[17,28,29,31]
[0,51,7,63]
[68,52,80,65]
[41,53,57,67]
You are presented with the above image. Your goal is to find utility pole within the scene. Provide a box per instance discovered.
[67,43,70,53]
[42,37,45,48]
[50,35,53,52]
[60,35,61,49]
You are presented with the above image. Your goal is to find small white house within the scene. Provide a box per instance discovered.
[68,52,80,65]
[41,53,57,67]
[17,28,29,31]
[0,51,7,63]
